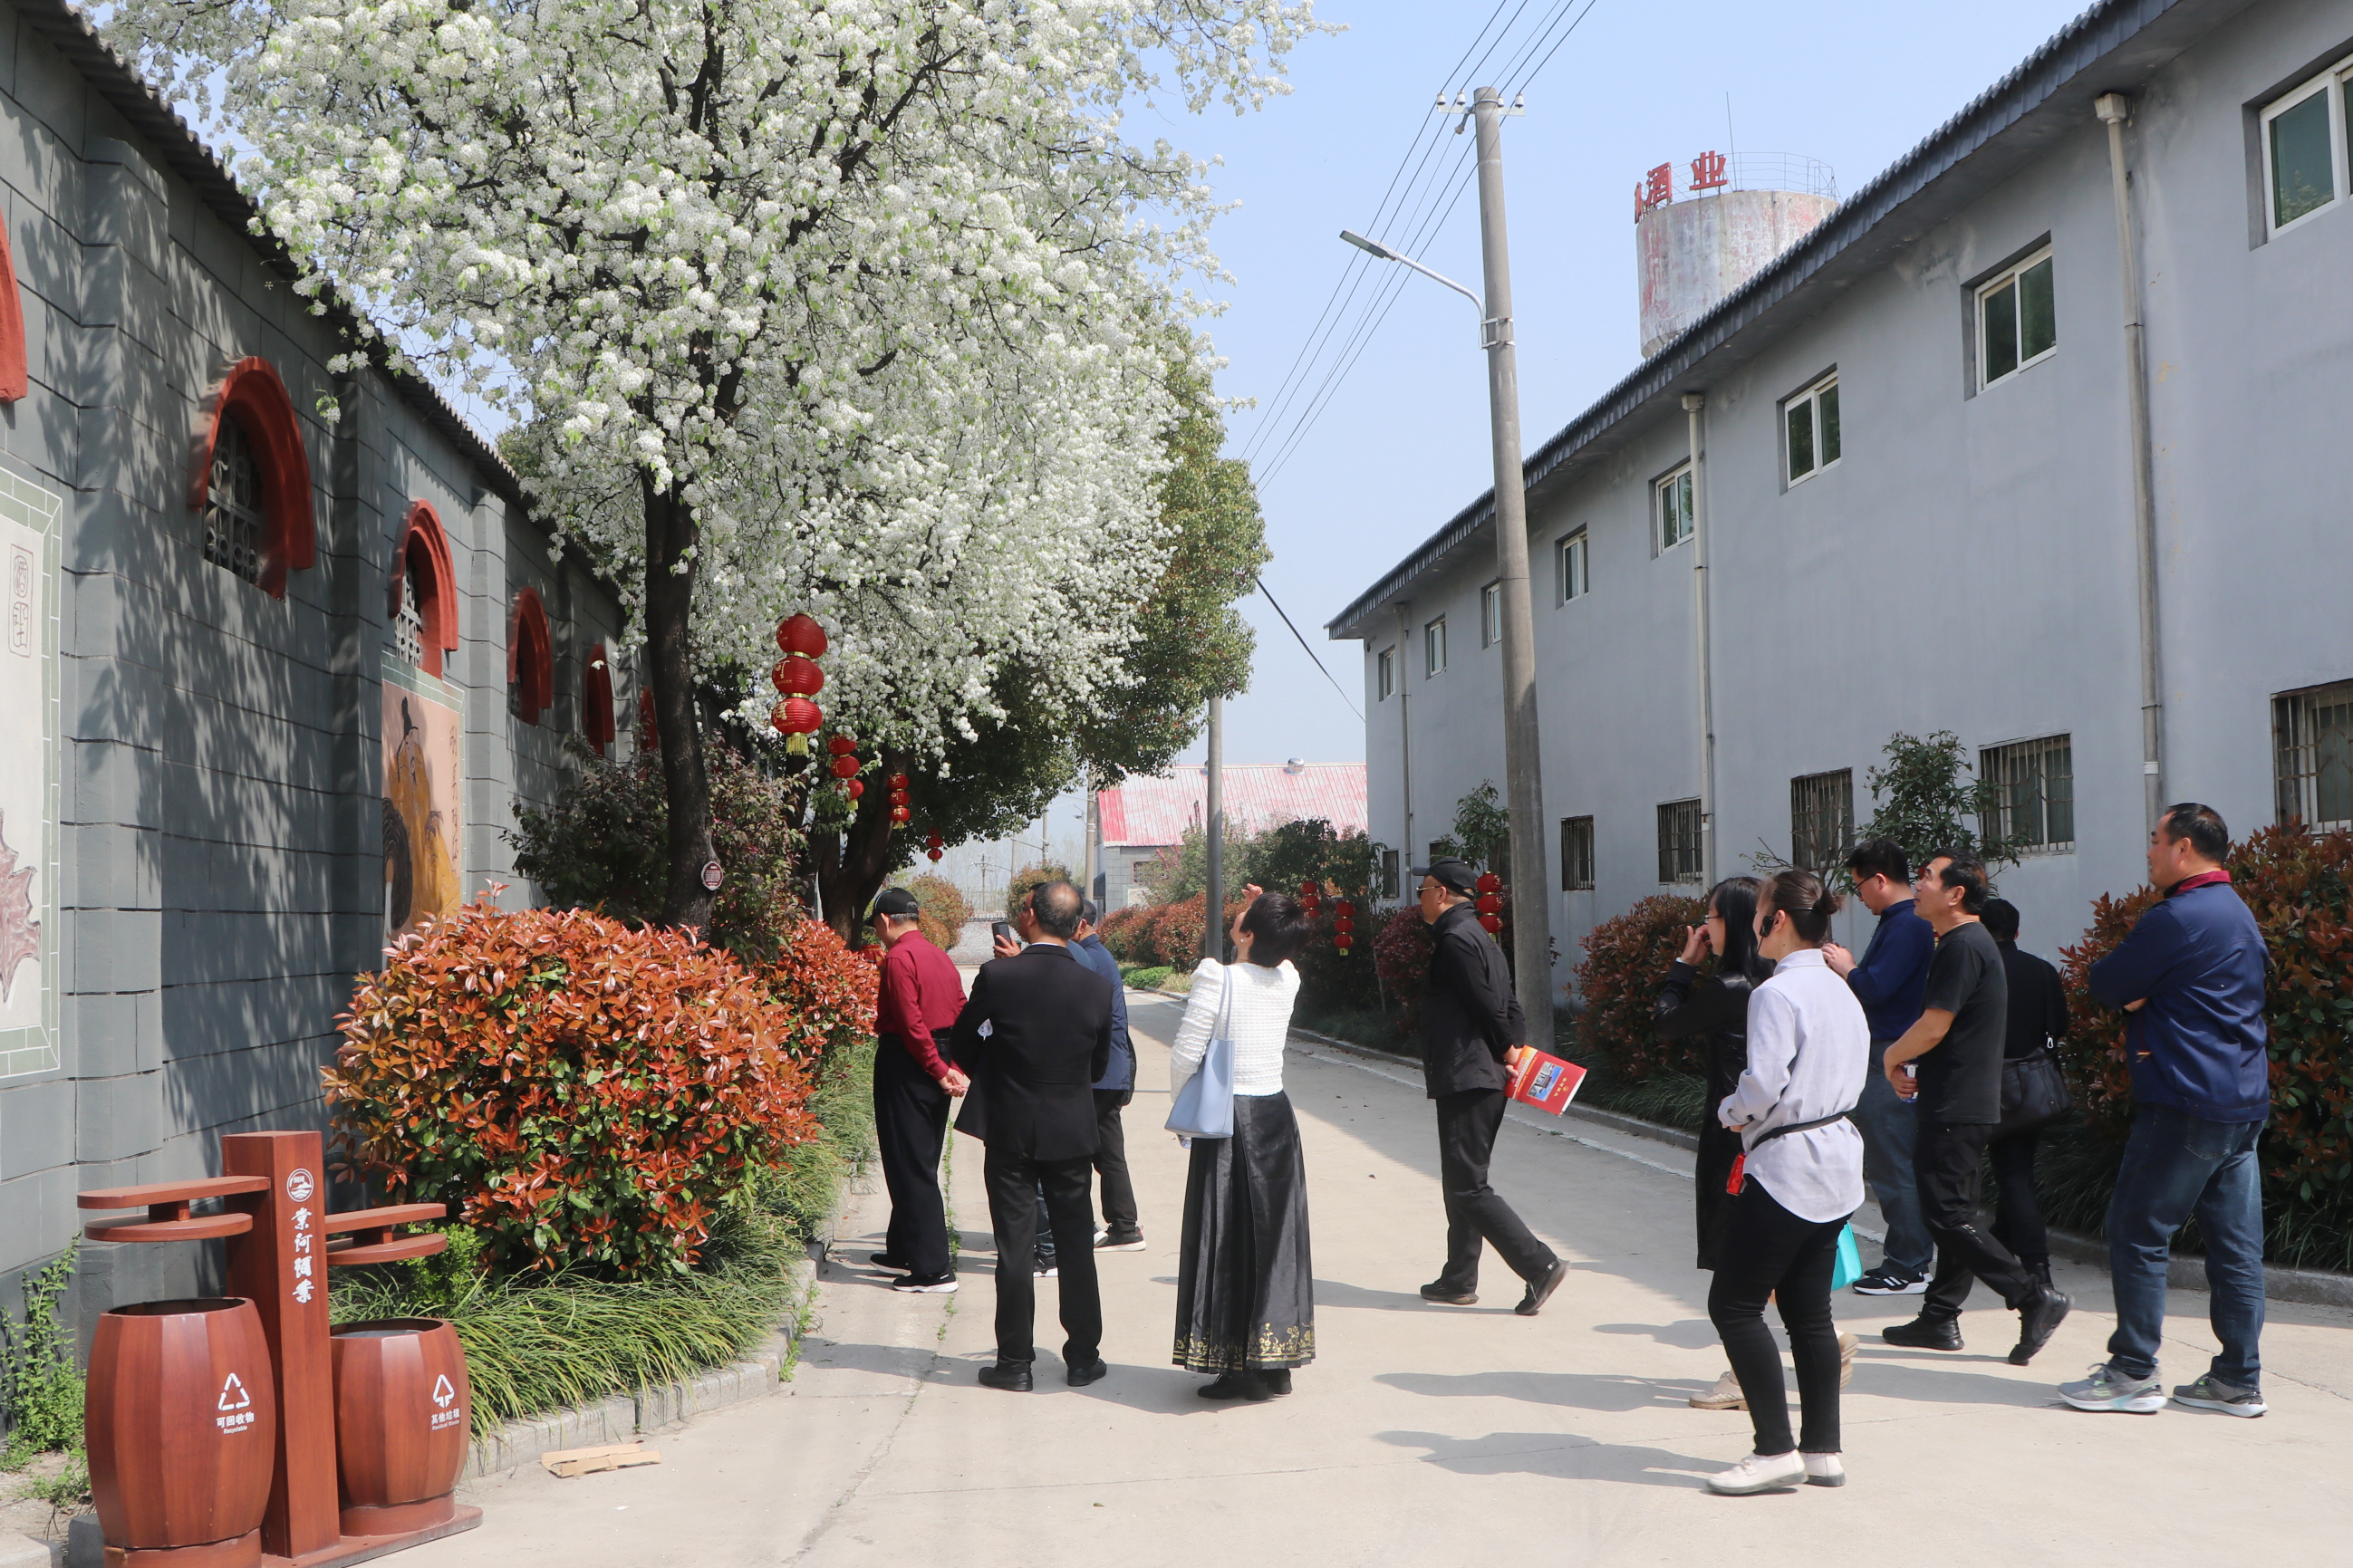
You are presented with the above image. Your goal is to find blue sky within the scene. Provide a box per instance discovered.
[1165,0,2097,776]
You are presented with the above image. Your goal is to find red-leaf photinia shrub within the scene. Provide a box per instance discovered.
[329,899,832,1277]
[1572,894,1710,1082]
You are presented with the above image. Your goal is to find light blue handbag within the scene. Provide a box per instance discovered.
[1831,1224,1864,1292]
[1164,966,1236,1140]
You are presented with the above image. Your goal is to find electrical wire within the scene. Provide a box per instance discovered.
[1255,574,1363,721]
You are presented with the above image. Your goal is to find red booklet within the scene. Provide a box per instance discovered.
[1505,1049,1587,1115]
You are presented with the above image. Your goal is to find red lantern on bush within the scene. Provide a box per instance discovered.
[771,697,822,754]
[1476,892,1502,916]
[1479,913,1503,934]
[1335,915,1355,936]
[1476,871,1501,896]
[826,734,856,757]
[771,655,823,697]
[829,755,859,779]
[776,613,827,659]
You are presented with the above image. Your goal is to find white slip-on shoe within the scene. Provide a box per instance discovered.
[1688,1370,1747,1409]
[1705,1450,1806,1495]
[1803,1452,1846,1487]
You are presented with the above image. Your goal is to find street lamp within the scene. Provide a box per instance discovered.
[1337,85,1554,1043]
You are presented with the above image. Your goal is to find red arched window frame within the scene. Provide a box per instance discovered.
[188,357,316,598]
[507,587,554,726]
[388,501,459,678]
[583,642,617,756]
[0,217,26,402]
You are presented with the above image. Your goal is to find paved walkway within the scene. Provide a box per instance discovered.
[419,990,2353,1565]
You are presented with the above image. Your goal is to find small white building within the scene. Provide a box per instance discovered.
[1095,762,1367,909]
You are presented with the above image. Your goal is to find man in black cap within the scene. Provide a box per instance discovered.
[1412,857,1567,1315]
[869,887,969,1294]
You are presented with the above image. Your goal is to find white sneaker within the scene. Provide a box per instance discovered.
[1705,1450,1806,1495]
[1688,1370,1746,1409]
[1802,1452,1846,1487]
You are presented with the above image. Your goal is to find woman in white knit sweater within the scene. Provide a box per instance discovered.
[1168,884,1315,1401]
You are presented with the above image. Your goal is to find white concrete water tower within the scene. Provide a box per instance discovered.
[1635,151,1837,359]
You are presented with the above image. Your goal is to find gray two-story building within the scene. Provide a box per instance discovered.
[1330,0,2351,996]
[0,0,640,1322]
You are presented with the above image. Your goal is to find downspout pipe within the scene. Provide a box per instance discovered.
[1395,602,1414,885]
[2097,91,2165,832]
[1684,391,1717,884]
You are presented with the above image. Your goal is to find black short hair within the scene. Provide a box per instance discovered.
[1981,897,2020,942]
[1926,850,1990,915]
[1080,899,1101,928]
[2160,802,2230,861]
[1845,836,1911,887]
[1031,880,1083,939]
[1239,893,1311,967]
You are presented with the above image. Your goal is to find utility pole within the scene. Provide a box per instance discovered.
[1685,391,1718,884]
[1470,85,1555,1044]
[1203,696,1225,963]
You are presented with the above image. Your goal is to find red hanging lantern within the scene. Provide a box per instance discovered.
[926,833,944,849]
[1335,900,1355,919]
[1335,915,1355,935]
[927,848,943,862]
[1298,881,1317,900]
[889,789,910,808]
[826,734,857,756]
[891,804,911,824]
[829,755,858,779]
[776,613,827,659]
[1476,892,1503,916]
[844,779,864,800]
[888,774,910,791]
[770,655,823,697]
[771,697,822,753]
[1475,871,1502,895]
[1479,913,1503,934]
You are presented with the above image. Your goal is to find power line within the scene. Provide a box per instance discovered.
[1255,573,1362,721]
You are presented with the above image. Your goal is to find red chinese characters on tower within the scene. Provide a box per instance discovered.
[1634,161,1673,220]
[1690,149,1729,191]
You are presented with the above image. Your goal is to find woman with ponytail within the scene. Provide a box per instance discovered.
[1703,870,1869,1495]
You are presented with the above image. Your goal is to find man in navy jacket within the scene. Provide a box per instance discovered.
[2061,803,2271,1419]
[1074,901,1143,1251]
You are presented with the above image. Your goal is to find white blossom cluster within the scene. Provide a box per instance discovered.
[110,0,1320,757]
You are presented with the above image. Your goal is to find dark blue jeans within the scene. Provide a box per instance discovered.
[1855,1060,1933,1275]
[2105,1103,2266,1388]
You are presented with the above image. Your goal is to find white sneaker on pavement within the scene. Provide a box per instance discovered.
[1706,1450,1807,1495]
[1688,1370,1746,1409]
[1803,1452,1846,1487]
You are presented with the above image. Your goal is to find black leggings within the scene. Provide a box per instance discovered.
[1707,1181,1849,1457]
[1987,1126,2048,1267]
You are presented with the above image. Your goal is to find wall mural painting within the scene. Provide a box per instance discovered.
[382,678,463,938]
[0,468,60,1078]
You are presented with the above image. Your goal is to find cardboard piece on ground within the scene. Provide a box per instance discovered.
[540,1441,663,1478]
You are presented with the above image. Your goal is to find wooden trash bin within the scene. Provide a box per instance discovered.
[86,1297,277,1568]
[329,1319,472,1535]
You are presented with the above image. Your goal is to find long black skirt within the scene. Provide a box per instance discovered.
[1172,1091,1316,1373]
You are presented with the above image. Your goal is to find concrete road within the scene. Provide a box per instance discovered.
[419,988,2353,1566]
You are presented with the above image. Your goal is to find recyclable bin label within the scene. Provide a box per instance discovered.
[216,1373,257,1433]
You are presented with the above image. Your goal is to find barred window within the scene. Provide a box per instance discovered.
[394,561,427,668]
[1789,769,1854,871]
[204,414,266,584]
[1380,848,1400,899]
[1981,734,2075,851]
[2274,680,2353,829]
[1560,815,1595,891]
[1657,798,1702,884]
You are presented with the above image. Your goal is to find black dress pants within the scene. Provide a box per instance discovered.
[1708,1181,1848,1457]
[872,1042,951,1281]
[1095,1089,1139,1236]
[1987,1125,2049,1268]
[1434,1089,1557,1290]
[984,1147,1102,1364]
[1917,1117,2038,1318]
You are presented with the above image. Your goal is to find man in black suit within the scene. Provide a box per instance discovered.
[1413,858,1567,1316]
[950,879,1115,1390]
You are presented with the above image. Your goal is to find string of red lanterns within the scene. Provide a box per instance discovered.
[1475,870,1504,934]
[888,773,911,828]
[826,732,863,800]
[925,832,945,863]
[769,613,827,753]
[1297,882,1358,956]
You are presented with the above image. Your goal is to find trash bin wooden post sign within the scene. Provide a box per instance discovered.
[77,1129,481,1568]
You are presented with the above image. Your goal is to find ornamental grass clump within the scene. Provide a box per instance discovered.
[329,899,825,1278]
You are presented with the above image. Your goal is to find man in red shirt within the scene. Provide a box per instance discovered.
[869,888,969,1293]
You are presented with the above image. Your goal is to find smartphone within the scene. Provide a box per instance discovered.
[990,920,1014,948]
[1897,1063,1919,1104]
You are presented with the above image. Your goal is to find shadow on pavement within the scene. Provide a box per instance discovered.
[1377,1429,1713,1490]
[1589,1316,1723,1350]
[1314,1276,1515,1314]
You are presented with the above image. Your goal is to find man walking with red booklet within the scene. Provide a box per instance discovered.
[1412,858,1569,1317]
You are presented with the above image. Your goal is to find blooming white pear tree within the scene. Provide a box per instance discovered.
[112,0,1321,928]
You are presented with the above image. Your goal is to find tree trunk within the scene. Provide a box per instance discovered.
[817,748,908,942]
[643,479,718,931]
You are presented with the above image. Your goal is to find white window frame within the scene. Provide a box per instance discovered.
[1423,615,1447,678]
[1976,245,2057,390]
[1376,645,1396,701]
[1980,733,2076,854]
[1654,464,1693,553]
[2261,55,2353,237]
[1781,370,1841,487]
[1480,582,1502,649]
[1557,528,1589,604]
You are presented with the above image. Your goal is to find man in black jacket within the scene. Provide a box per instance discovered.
[1413,859,1568,1315]
[949,880,1115,1390]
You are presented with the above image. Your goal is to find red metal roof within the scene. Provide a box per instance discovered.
[1097,764,1367,847]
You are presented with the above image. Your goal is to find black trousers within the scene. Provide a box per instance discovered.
[1917,1118,2038,1317]
[1987,1125,2049,1267]
[872,1042,952,1281]
[1434,1089,1557,1290]
[984,1147,1102,1364]
[1095,1089,1139,1236]
[1708,1182,1848,1457]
